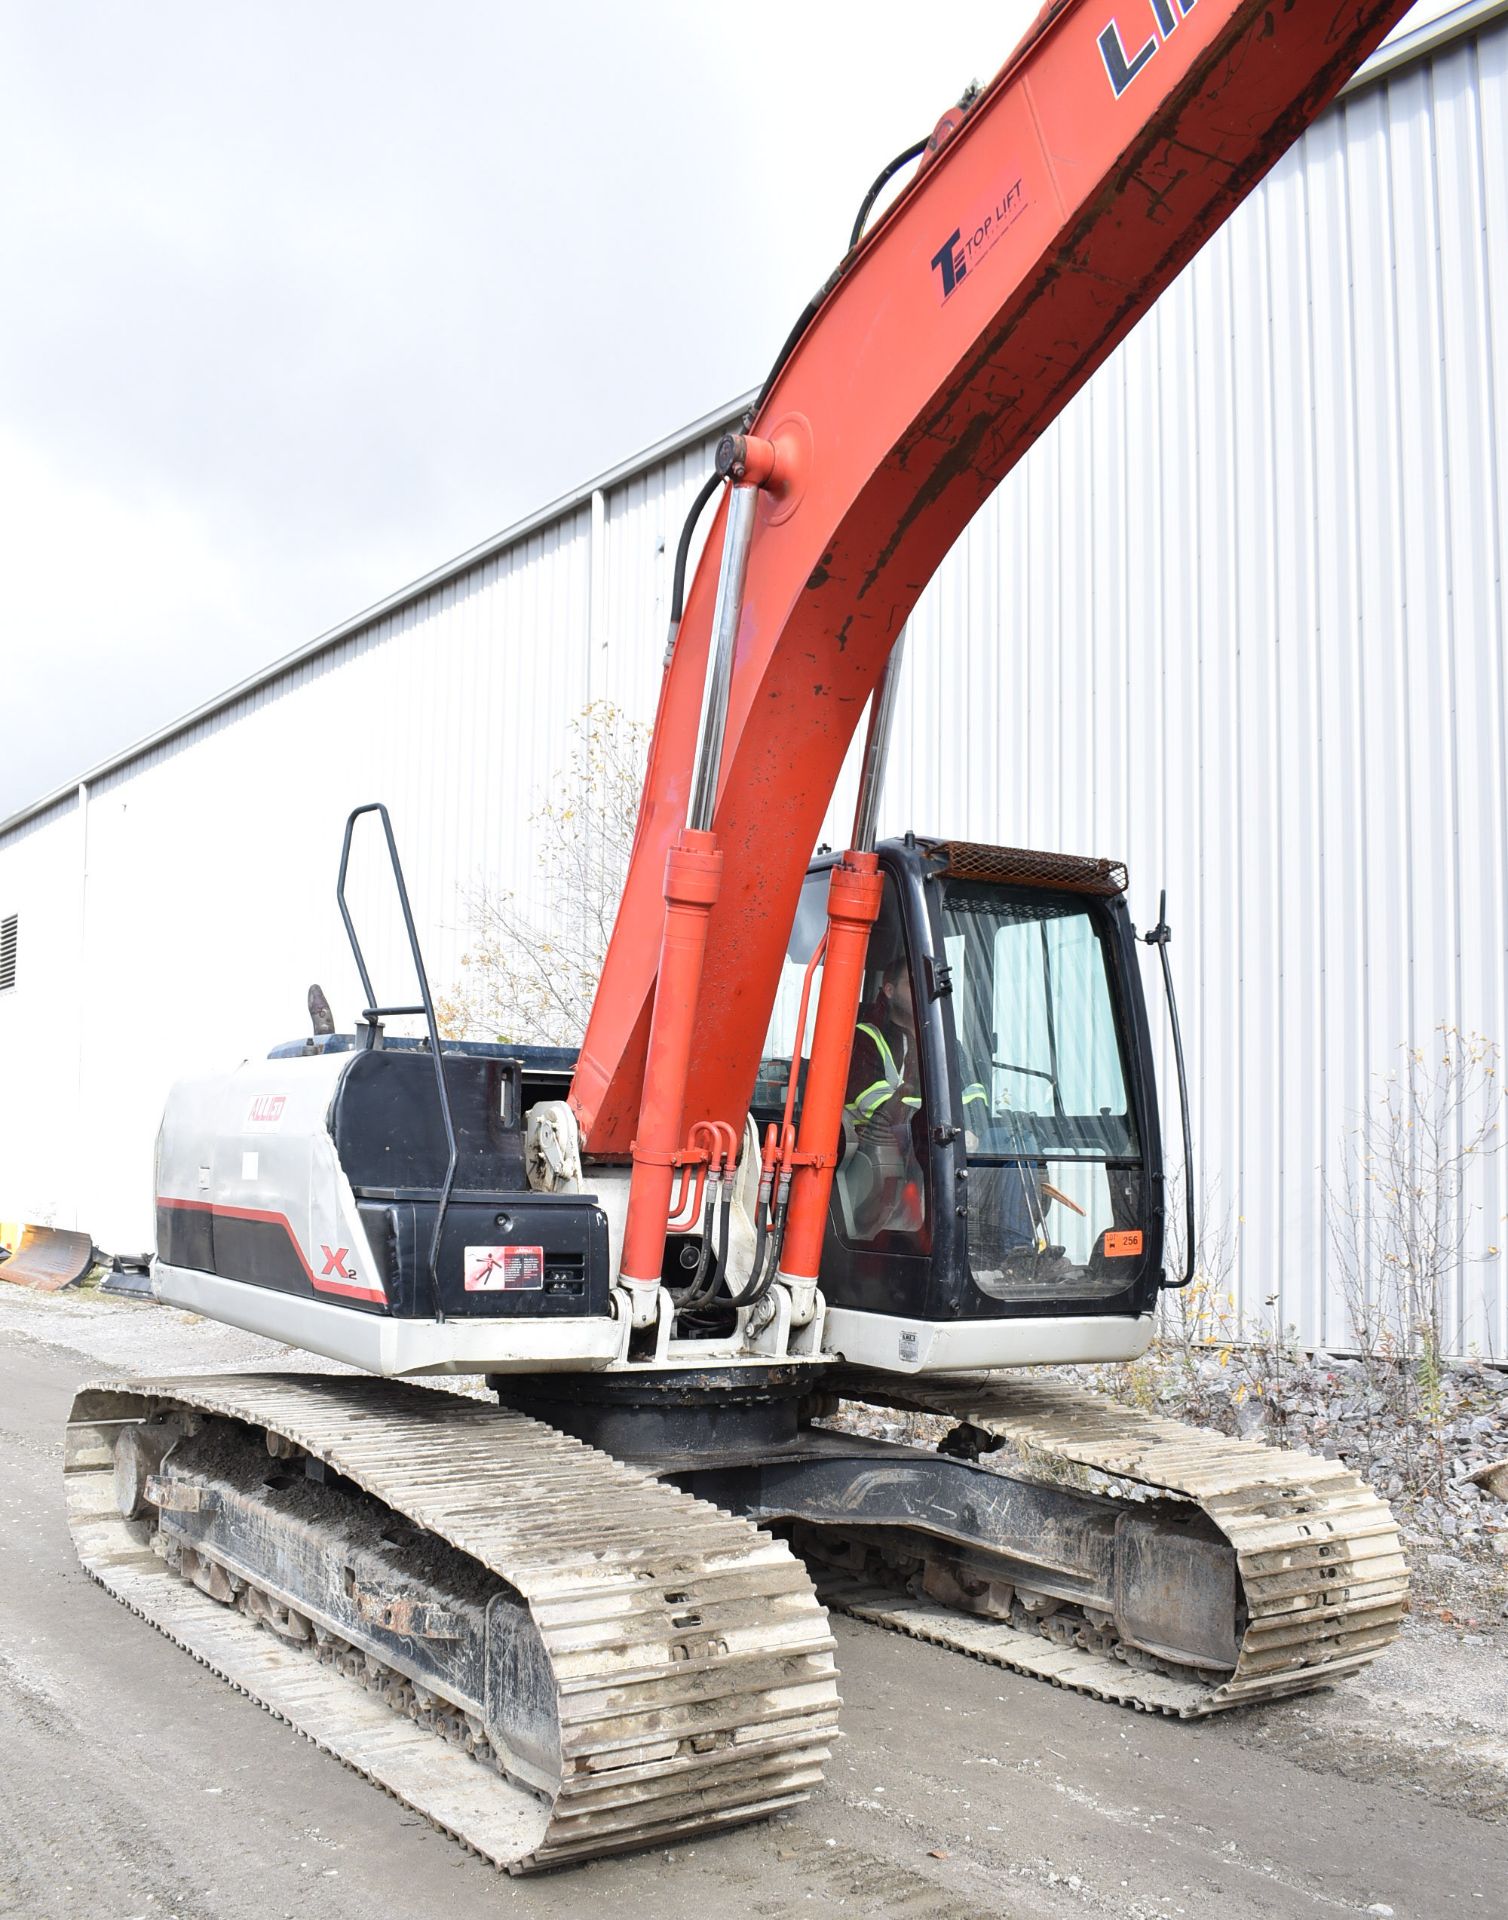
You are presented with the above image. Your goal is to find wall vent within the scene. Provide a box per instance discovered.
[0,914,16,992]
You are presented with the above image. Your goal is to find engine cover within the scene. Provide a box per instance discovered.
[151,1048,616,1373]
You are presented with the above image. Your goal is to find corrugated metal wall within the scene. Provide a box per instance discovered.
[2,12,1505,1354]
[868,16,1508,1358]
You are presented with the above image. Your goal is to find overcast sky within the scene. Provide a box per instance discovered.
[0,1,1448,820]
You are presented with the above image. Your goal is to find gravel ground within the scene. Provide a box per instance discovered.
[1080,1345,1508,1646]
[2,1281,1506,1919]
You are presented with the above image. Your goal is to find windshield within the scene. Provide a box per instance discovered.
[941,881,1145,1302]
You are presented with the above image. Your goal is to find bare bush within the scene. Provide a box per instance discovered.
[1115,1175,1240,1421]
[1326,1026,1504,1491]
[435,701,649,1045]
[1329,1028,1503,1366]
[1094,1174,1300,1431]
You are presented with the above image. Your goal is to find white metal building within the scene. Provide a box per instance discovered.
[2,2,1505,1355]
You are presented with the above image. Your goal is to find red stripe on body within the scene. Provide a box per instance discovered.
[157,1195,386,1302]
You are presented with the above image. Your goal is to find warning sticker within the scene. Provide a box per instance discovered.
[464,1245,545,1291]
[1103,1231,1145,1259]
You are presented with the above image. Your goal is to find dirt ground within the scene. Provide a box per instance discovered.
[2,1284,1505,1920]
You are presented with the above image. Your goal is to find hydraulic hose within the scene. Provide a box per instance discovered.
[670,1161,742,1317]
[727,1172,788,1312]
[715,1170,732,1282]
[744,285,834,428]
[848,138,929,251]
[668,1194,719,1308]
[671,471,723,630]
[746,132,928,424]
[730,1195,773,1312]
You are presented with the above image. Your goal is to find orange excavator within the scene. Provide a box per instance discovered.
[67,1,1415,1873]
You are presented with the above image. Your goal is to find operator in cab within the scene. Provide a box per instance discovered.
[842,954,927,1239]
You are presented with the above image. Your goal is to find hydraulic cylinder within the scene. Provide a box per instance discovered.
[618,829,724,1317]
[776,850,884,1294]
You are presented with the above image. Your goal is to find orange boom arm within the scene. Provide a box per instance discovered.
[571,1,1410,1167]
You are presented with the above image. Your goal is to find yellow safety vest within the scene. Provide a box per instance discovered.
[847,1025,992,1124]
[847,1022,919,1120]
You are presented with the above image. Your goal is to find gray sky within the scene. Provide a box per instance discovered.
[0,0,1032,817]
[1,1,1446,820]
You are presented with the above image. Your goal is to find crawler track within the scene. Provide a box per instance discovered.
[65,1375,839,1873]
[829,1372,1408,1716]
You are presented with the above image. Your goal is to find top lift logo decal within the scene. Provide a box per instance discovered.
[1098,0,1198,99]
[929,175,1028,303]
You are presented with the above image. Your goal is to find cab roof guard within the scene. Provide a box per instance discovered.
[923,841,1128,897]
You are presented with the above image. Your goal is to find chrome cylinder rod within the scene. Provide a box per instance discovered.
[688,483,760,833]
[851,627,907,852]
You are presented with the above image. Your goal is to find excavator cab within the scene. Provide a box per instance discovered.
[756,836,1164,1353]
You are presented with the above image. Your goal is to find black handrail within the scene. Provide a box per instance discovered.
[336,803,456,1322]
[1143,890,1197,1290]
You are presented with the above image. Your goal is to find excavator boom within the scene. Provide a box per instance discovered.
[573,0,1413,1152]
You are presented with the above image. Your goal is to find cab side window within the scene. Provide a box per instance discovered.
[757,871,931,1253]
[833,878,930,1251]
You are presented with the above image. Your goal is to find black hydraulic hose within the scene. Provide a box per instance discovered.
[748,1204,787,1308]
[675,1166,741,1315]
[848,137,929,251]
[734,1238,772,1311]
[730,1178,789,1311]
[662,470,724,668]
[744,286,832,428]
[745,123,940,426]
[728,1196,774,1311]
[746,55,1066,435]
[670,471,723,630]
[715,1174,732,1281]
[688,1189,727,1311]
[668,1193,717,1307]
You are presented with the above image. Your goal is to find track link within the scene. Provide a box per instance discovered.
[829,1372,1408,1717]
[65,1374,839,1872]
